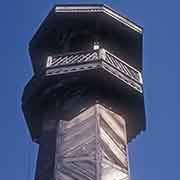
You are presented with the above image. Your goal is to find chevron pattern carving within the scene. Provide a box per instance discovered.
[54,105,129,180]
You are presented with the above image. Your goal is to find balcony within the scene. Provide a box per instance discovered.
[46,49,143,93]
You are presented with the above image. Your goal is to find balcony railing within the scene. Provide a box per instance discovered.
[46,49,143,93]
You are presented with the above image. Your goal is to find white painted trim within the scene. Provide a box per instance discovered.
[139,72,143,84]
[103,6,142,33]
[46,56,53,67]
[55,6,143,33]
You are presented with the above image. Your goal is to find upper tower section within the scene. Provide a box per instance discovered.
[23,4,145,142]
[29,4,143,75]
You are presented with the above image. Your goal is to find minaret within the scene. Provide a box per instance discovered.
[22,4,145,180]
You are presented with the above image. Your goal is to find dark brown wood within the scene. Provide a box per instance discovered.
[35,118,57,180]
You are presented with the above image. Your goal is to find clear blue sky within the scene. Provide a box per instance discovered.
[0,0,180,180]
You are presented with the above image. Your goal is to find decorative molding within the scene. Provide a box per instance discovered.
[46,49,143,93]
[55,6,142,33]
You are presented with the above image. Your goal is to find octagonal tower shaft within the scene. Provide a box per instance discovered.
[22,4,145,180]
[35,104,130,180]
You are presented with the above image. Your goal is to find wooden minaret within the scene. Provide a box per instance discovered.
[22,4,145,180]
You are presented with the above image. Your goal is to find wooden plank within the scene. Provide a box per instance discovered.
[53,104,130,180]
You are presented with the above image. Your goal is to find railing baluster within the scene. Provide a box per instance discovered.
[105,50,142,84]
[64,54,80,64]
[61,55,75,65]
[46,49,143,92]
[52,56,69,67]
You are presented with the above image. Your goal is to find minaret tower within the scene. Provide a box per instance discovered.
[22,4,146,180]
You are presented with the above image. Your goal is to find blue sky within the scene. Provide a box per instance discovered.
[0,0,180,180]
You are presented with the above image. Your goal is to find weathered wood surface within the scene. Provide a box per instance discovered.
[35,104,129,180]
[55,105,129,180]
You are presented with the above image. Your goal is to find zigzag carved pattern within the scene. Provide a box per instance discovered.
[54,105,129,180]
[55,107,97,180]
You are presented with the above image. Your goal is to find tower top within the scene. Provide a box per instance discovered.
[23,4,145,143]
[29,4,143,74]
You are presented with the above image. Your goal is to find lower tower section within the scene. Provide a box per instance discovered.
[35,104,129,180]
